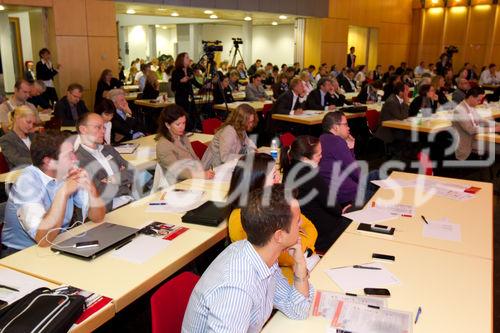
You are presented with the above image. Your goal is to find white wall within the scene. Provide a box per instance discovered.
[126,25,149,62]
[199,24,243,64]
[156,27,177,57]
[252,24,295,66]
[9,12,33,63]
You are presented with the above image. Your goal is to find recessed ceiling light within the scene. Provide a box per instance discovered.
[278,15,287,20]
[431,0,438,3]
[0,5,5,11]
[155,24,160,28]
[126,9,136,14]
[210,14,218,19]
[171,12,179,17]
[244,16,252,21]
[271,21,278,25]
[162,26,167,30]
[204,10,214,14]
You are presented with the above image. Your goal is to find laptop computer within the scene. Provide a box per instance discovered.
[51,222,139,260]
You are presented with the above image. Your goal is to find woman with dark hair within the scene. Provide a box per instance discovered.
[281,135,351,252]
[171,52,203,131]
[155,105,214,184]
[36,48,60,104]
[382,74,401,101]
[201,103,258,169]
[227,152,318,284]
[95,69,123,108]
[213,75,235,104]
[408,84,439,117]
[271,73,289,99]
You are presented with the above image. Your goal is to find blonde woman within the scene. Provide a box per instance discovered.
[0,105,36,169]
[142,71,160,100]
[431,75,448,105]
[299,70,313,96]
[201,104,258,169]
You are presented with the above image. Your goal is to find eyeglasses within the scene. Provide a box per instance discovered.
[336,122,349,127]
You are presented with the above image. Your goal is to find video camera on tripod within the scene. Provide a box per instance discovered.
[232,38,243,48]
[202,40,223,55]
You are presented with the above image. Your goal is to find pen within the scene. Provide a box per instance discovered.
[115,239,133,250]
[421,215,429,224]
[415,306,422,324]
[149,202,166,206]
[353,265,382,270]
[0,285,19,292]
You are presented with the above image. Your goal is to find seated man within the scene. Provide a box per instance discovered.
[319,111,379,207]
[479,63,500,86]
[0,106,36,169]
[328,78,352,107]
[271,78,306,115]
[182,185,313,332]
[107,89,144,143]
[0,79,37,133]
[1,132,105,256]
[54,83,89,126]
[75,113,134,212]
[452,86,500,160]
[28,80,52,111]
[306,77,336,111]
[452,78,470,104]
[336,68,357,93]
[374,82,410,144]
[245,74,271,102]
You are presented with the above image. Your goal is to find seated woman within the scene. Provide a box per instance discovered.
[201,103,257,169]
[94,98,115,145]
[356,80,383,104]
[228,152,318,284]
[0,105,35,169]
[271,72,289,99]
[142,71,160,100]
[156,105,214,184]
[94,69,123,109]
[213,75,235,104]
[299,71,313,96]
[281,135,351,252]
[431,75,449,105]
[409,84,439,117]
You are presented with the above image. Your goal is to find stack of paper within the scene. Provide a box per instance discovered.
[212,159,239,183]
[343,207,398,224]
[110,234,172,264]
[325,262,400,292]
[422,217,461,242]
[0,268,49,305]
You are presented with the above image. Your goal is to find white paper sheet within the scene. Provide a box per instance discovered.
[110,234,171,264]
[0,267,49,304]
[423,218,461,242]
[312,290,387,319]
[372,202,416,217]
[146,190,206,213]
[212,159,239,183]
[325,262,400,292]
[343,207,398,224]
[370,179,416,189]
[114,144,139,154]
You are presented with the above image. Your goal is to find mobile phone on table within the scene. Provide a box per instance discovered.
[364,288,391,297]
[372,253,395,262]
[74,240,99,249]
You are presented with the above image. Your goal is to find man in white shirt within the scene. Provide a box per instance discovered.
[182,185,313,333]
[479,64,500,85]
[75,113,135,211]
[0,79,37,133]
[414,61,426,76]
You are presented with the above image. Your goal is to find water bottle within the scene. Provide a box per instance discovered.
[270,139,278,160]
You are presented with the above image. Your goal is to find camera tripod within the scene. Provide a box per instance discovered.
[229,44,247,70]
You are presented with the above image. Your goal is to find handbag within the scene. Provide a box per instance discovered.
[182,201,231,227]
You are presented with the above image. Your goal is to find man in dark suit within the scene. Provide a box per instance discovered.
[108,89,144,143]
[346,46,356,68]
[329,78,351,107]
[54,83,89,126]
[271,78,305,116]
[337,68,357,93]
[306,78,336,111]
[75,112,134,212]
[374,82,410,143]
[247,59,262,77]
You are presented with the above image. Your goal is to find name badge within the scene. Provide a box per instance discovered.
[106,155,114,161]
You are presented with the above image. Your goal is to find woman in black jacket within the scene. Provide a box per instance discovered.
[408,84,439,117]
[281,135,351,252]
[36,48,60,104]
[171,52,202,131]
[94,69,123,109]
[213,75,235,105]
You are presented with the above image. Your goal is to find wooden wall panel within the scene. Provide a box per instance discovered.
[378,44,410,68]
[52,0,87,36]
[328,0,349,19]
[304,18,322,68]
[467,5,494,45]
[86,0,116,37]
[444,7,468,46]
[321,18,348,43]
[1,0,52,6]
[422,8,445,41]
[55,36,90,93]
[88,36,119,104]
[491,45,500,65]
[321,42,347,69]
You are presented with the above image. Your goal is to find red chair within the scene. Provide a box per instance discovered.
[202,118,222,134]
[151,272,200,333]
[262,103,273,117]
[279,132,296,148]
[417,151,433,176]
[0,152,10,174]
[365,109,380,134]
[191,140,208,160]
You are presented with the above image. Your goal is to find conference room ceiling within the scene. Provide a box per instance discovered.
[115,2,302,25]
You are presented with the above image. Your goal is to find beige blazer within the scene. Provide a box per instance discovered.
[156,135,201,183]
[452,101,491,160]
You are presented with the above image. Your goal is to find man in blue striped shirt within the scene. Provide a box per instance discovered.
[182,185,314,332]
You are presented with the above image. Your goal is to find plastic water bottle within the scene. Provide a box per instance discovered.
[270,139,278,160]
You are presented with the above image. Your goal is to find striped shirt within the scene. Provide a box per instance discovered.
[182,240,314,333]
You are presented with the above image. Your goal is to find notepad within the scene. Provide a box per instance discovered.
[146,190,206,213]
[343,207,398,225]
[110,234,171,264]
[423,218,461,242]
[325,262,400,292]
[0,268,49,305]
[114,143,139,154]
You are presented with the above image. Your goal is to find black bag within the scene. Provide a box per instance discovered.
[0,287,86,333]
[182,201,231,227]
